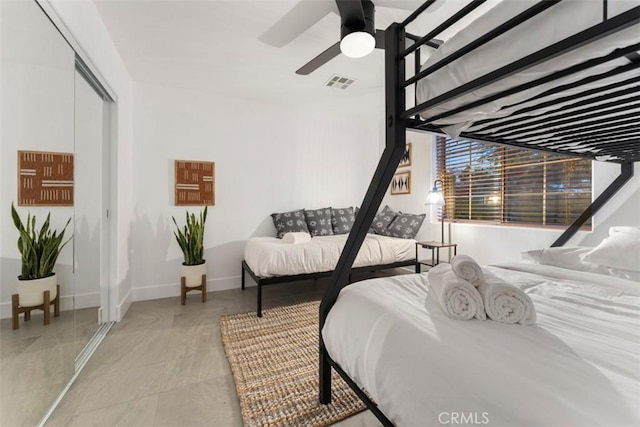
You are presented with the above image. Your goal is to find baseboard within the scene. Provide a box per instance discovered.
[112,288,132,322]
[131,275,241,302]
[0,292,100,319]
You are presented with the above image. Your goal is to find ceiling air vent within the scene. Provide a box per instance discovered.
[325,75,354,89]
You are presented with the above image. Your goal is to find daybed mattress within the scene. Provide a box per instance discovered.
[244,234,415,277]
[416,0,640,138]
[322,263,640,426]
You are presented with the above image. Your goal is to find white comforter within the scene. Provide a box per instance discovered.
[322,263,640,426]
[416,0,640,139]
[244,234,415,277]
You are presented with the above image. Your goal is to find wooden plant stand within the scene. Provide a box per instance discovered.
[181,274,207,305]
[12,284,60,330]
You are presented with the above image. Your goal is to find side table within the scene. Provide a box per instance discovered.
[415,241,458,273]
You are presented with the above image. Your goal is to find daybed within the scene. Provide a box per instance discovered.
[318,0,640,425]
[242,233,418,317]
[242,205,425,316]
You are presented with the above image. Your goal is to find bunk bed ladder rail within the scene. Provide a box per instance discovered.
[318,22,407,418]
[552,162,634,247]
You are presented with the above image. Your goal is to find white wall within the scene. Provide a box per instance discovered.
[130,82,382,301]
[46,0,135,321]
[381,130,438,243]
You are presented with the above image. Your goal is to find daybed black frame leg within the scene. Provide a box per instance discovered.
[257,281,263,317]
[241,262,245,290]
[319,340,332,404]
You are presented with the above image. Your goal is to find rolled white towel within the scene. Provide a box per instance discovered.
[451,254,484,286]
[427,264,486,321]
[477,270,536,325]
[282,232,311,244]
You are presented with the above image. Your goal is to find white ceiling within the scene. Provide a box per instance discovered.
[93,0,495,114]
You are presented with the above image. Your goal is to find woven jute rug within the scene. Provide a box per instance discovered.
[220,301,366,427]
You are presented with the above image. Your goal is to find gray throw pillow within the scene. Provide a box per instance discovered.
[271,209,309,239]
[371,205,397,235]
[304,207,334,236]
[387,212,426,239]
[331,207,356,235]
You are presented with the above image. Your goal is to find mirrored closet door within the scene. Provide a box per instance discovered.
[73,65,112,360]
[0,1,113,425]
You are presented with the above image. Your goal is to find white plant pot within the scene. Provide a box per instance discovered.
[181,261,207,288]
[17,274,57,307]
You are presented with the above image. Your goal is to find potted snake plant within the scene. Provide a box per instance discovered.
[172,206,208,287]
[11,203,71,307]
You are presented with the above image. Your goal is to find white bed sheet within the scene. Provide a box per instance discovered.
[243,234,415,277]
[415,0,640,139]
[322,263,640,426]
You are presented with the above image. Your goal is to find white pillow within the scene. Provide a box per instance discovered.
[581,227,640,272]
[522,246,610,274]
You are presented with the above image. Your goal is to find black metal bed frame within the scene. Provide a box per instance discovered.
[318,1,639,425]
[241,259,418,317]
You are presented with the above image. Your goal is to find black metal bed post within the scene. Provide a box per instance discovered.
[552,162,634,247]
[319,22,407,405]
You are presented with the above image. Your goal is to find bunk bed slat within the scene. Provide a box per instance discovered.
[471,77,640,132]
[493,61,640,114]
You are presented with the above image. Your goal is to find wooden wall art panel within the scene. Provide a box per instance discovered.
[18,150,74,206]
[390,170,411,195]
[175,160,215,206]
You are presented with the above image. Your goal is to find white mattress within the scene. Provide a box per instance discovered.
[416,0,640,139]
[243,234,415,277]
[322,263,640,426]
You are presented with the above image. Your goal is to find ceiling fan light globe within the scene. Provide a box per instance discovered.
[340,31,375,58]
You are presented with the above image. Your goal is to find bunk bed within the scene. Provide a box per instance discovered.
[318,0,640,425]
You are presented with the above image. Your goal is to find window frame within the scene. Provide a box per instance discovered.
[435,136,593,230]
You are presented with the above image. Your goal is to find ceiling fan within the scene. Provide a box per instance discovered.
[259,0,436,75]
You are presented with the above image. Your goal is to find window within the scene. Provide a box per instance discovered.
[435,137,592,228]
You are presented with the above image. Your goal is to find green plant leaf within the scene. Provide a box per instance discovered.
[11,204,71,279]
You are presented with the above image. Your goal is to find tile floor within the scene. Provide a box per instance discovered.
[44,275,399,426]
[1,307,100,426]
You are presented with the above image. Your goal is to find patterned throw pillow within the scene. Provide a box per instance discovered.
[331,207,356,235]
[387,212,426,239]
[371,205,397,235]
[304,207,334,236]
[271,209,309,239]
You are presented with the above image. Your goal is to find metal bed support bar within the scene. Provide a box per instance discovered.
[319,23,406,415]
[404,7,640,118]
[552,162,634,247]
[401,0,487,59]
[403,0,560,87]
[421,42,640,124]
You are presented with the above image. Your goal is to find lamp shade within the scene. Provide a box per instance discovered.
[425,180,444,206]
[340,31,375,58]
[425,190,444,206]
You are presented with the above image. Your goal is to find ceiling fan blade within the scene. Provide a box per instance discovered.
[296,42,342,75]
[259,0,338,48]
[375,29,385,49]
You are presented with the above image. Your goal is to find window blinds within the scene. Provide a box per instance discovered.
[435,137,592,227]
